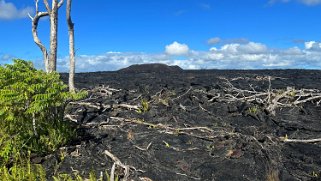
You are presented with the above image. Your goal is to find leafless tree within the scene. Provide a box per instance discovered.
[29,0,63,73]
[66,0,75,92]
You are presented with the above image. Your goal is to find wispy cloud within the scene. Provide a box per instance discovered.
[223,38,250,44]
[174,10,187,16]
[52,40,321,72]
[298,0,321,5]
[208,37,221,45]
[292,39,306,44]
[200,3,211,10]
[207,37,249,45]
[268,0,321,6]
[0,53,14,63]
[0,0,33,20]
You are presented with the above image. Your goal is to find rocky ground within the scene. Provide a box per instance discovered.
[43,64,321,181]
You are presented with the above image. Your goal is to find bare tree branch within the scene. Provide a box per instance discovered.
[43,0,51,13]
[215,78,321,116]
[58,0,64,7]
[30,0,50,72]
[104,150,131,181]
[282,137,321,143]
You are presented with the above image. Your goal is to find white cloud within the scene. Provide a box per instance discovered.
[208,41,321,68]
[208,53,224,60]
[238,42,268,54]
[219,42,267,54]
[283,47,302,55]
[0,0,33,20]
[165,41,189,56]
[48,40,321,72]
[221,44,239,54]
[305,41,321,50]
[57,52,171,72]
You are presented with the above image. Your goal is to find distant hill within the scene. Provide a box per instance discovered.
[118,63,183,73]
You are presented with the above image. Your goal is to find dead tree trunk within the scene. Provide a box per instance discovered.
[49,0,58,72]
[45,0,64,72]
[66,0,76,92]
[30,0,63,73]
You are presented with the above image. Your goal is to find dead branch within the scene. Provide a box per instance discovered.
[43,0,51,12]
[92,85,121,96]
[173,87,192,101]
[58,0,64,7]
[29,0,64,72]
[134,142,152,151]
[29,0,50,71]
[64,114,78,122]
[68,101,140,111]
[109,117,235,142]
[109,117,230,134]
[179,103,187,111]
[282,137,321,143]
[175,172,201,180]
[69,102,101,109]
[104,150,132,181]
[198,103,213,115]
[227,76,287,82]
[117,103,140,110]
[215,78,321,115]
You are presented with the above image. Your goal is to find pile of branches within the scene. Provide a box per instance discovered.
[209,77,321,116]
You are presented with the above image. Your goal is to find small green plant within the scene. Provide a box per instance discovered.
[206,144,215,151]
[287,90,296,98]
[137,99,149,113]
[52,170,118,181]
[88,170,97,181]
[163,140,170,148]
[0,151,47,180]
[59,148,67,162]
[141,99,149,112]
[248,105,259,115]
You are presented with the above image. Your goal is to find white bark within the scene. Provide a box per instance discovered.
[30,0,64,73]
[29,0,50,72]
[48,0,58,72]
[67,0,76,92]
[32,113,38,136]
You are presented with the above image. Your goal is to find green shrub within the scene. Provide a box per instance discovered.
[0,59,86,161]
[0,151,46,181]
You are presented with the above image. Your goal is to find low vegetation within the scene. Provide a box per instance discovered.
[0,59,89,180]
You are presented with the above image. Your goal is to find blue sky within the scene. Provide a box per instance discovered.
[1,0,321,72]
